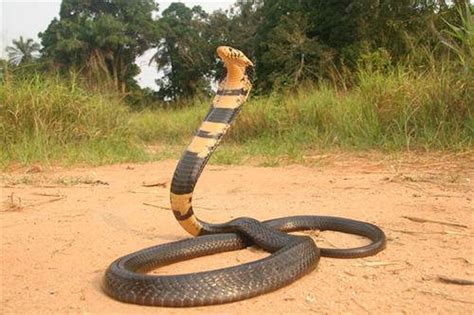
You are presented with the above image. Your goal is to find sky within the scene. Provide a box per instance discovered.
[0,0,235,89]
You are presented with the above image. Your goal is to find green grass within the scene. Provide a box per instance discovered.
[1,64,472,169]
[128,100,209,144]
[0,74,152,167]
[131,64,472,158]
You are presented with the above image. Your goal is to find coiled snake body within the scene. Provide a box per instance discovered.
[103,46,386,307]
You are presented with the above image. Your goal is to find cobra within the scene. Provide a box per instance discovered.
[103,46,386,307]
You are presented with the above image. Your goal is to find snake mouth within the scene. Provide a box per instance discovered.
[217,46,253,67]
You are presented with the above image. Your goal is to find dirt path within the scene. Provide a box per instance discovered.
[1,154,473,314]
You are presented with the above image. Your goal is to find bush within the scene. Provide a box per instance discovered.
[0,74,146,166]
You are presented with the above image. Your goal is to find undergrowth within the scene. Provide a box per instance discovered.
[130,64,473,164]
[0,74,150,167]
[1,63,472,169]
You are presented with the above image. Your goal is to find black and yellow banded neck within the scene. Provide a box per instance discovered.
[170,46,253,236]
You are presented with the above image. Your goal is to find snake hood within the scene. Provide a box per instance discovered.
[217,46,253,67]
[169,46,254,236]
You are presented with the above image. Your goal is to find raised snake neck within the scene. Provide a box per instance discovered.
[170,46,254,236]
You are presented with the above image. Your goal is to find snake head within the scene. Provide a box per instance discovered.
[217,46,254,68]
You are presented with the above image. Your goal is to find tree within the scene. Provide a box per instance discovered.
[40,0,159,93]
[351,1,440,61]
[151,3,213,100]
[149,1,265,100]
[261,12,324,89]
[251,0,323,90]
[6,36,41,66]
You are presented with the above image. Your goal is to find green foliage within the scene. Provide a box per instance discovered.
[30,0,474,100]
[1,62,471,168]
[0,59,8,83]
[259,12,323,89]
[39,0,158,93]
[151,3,212,100]
[0,73,148,166]
[219,0,455,91]
[130,64,472,153]
[2,0,472,168]
[440,1,474,71]
[129,99,208,144]
[6,36,41,66]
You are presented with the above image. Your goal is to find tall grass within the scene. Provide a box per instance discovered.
[0,74,149,167]
[131,64,472,161]
[1,62,472,168]
[128,99,209,144]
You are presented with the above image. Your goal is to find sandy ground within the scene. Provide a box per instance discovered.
[1,153,473,314]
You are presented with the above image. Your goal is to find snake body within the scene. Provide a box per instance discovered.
[103,46,386,307]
